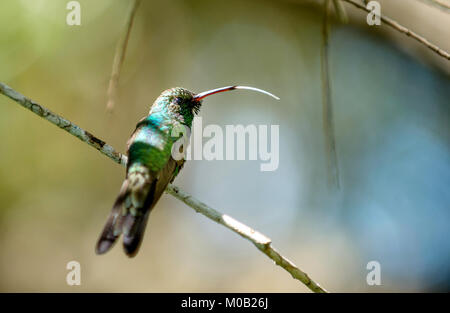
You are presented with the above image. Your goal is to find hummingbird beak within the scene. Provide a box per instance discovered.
[193,86,280,101]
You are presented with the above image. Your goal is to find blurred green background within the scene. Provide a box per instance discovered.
[0,0,449,292]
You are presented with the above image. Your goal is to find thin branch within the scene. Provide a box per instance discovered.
[166,186,327,293]
[0,82,327,293]
[321,0,341,189]
[106,0,141,112]
[341,0,450,60]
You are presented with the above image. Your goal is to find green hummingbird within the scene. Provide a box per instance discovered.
[96,85,279,257]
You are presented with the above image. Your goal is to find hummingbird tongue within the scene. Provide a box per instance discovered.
[194,86,280,101]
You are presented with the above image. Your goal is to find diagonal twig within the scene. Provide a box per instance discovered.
[0,81,327,293]
[166,186,327,293]
[341,0,450,60]
[106,0,141,112]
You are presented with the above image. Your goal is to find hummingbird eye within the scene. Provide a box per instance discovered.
[174,97,183,105]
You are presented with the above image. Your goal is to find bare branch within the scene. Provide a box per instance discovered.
[106,0,141,112]
[166,186,327,293]
[341,0,450,60]
[0,82,327,293]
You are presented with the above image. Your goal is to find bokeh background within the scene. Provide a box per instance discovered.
[0,0,449,292]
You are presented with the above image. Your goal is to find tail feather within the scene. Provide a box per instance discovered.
[95,167,157,257]
[122,210,151,257]
[121,178,157,257]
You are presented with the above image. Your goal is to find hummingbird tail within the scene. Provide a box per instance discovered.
[96,167,157,257]
[120,176,157,257]
[121,209,152,257]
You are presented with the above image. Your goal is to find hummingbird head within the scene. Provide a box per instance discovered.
[157,87,200,115]
[154,86,279,125]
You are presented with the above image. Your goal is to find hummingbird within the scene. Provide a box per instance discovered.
[95,85,279,257]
